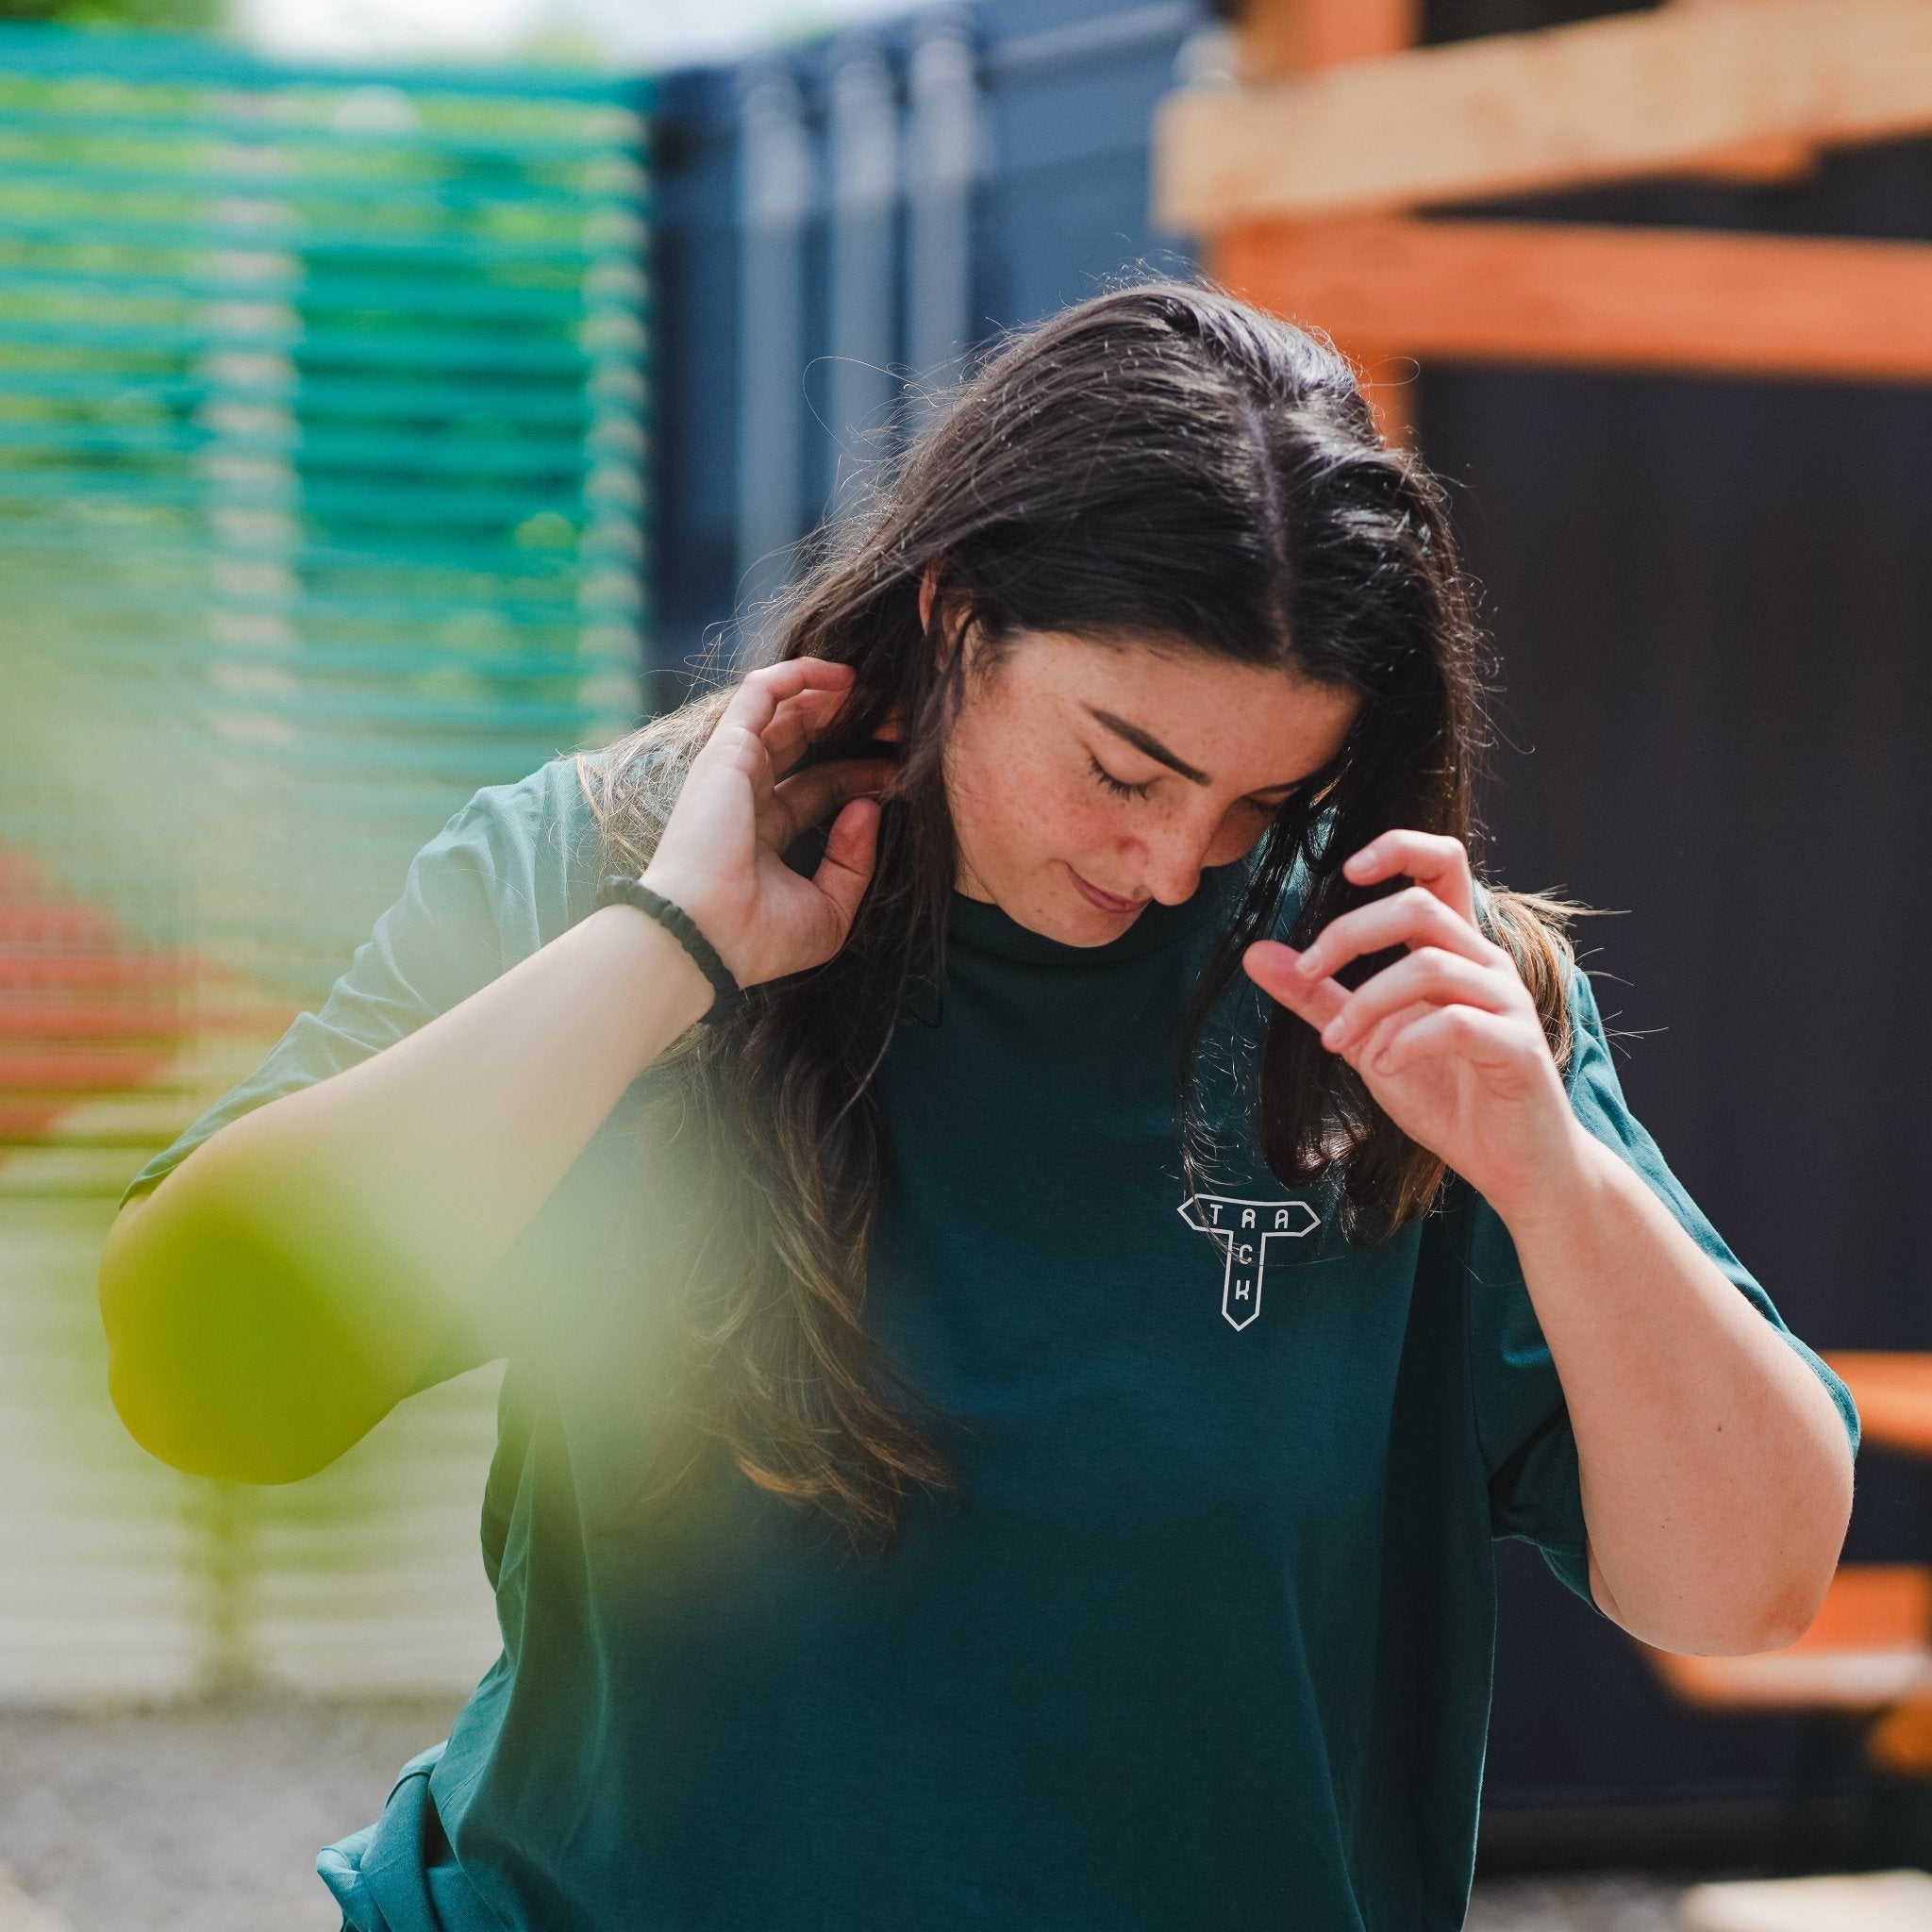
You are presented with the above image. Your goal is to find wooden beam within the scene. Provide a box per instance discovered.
[1230,2,1421,444]
[1671,0,1817,181]
[1235,0,1416,80]
[1211,217,1932,384]
[1157,0,1932,231]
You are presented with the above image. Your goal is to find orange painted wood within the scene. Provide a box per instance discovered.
[1793,1566,1932,1652]
[1237,0,1417,79]
[1684,132,1818,181]
[1869,1687,1932,1774]
[1210,217,1932,385]
[1670,0,1816,182]
[1826,1355,1932,1457]
[1229,3,1420,445]
[1647,1564,1932,1712]
[0,843,291,1155]
[1156,0,1932,230]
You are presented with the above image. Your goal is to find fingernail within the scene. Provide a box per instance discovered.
[1293,952,1322,978]
[1322,1019,1344,1048]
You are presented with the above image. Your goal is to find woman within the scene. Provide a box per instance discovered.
[98,284,1856,1932]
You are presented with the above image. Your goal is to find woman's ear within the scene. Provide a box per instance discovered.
[917,558,974,676]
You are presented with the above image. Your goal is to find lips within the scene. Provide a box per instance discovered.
[1067,866,1150,915]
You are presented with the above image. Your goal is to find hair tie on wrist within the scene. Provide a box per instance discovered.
[595,875,743,1024]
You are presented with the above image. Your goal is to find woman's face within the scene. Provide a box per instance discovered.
[941,629,1361,947]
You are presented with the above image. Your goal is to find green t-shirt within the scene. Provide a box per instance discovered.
[123,756,1857,1932]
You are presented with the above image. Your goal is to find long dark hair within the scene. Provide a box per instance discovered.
[578,281,1574,1542]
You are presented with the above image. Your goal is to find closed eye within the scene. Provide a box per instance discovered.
[1088,752,1155,799]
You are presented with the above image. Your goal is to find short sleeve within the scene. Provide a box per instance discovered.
[116,756,606,1384]
[1465,966,1859,1607]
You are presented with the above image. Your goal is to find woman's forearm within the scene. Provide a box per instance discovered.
[98,659,890,1488]
[98,904,715,1485]
[1243,831,1851,1657]
[1497,1124,1854,1656]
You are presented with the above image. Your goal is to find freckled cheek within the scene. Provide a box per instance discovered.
[951,767,1068,872]
[1015,794,1108,867]
[1046,790,1129,857]
[990,794,1119,880]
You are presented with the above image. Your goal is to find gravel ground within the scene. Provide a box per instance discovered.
[0,1697,1692,1931]
[0,1696,464,1932]
[1465,1876,1684,1931]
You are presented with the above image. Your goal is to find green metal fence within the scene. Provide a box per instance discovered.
[0,25,650,1702]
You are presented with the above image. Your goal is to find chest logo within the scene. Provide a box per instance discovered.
[1177,1193,1322,1331]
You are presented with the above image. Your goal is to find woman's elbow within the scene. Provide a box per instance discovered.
[1614,1578,1835,1659]
[104,1346,345,1487]
[1722,1556,1843,1657]
[1595,1452,1854,1657]
[1737,1429,1859,1654]
[97,1194,374,1486]
[1698,1418,1857,1655]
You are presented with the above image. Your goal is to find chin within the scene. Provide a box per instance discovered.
[1033,873,1149,946]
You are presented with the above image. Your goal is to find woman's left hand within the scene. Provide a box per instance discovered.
[1243,830,1577,1216]
[1253,832,1855,1658]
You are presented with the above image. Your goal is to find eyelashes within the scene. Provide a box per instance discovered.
[1088,751,1287,815]
[1087,753,1154,799]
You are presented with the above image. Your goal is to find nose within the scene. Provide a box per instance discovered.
[1125,827,1208,907]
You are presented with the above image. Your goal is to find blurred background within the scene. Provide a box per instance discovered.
[3,0,1931,1927]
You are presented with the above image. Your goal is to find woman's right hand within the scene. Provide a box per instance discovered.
[637,658,894,991]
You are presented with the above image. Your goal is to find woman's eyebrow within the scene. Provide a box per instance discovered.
[1086,707,1210,785]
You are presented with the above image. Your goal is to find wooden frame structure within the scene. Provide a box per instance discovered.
[1155,0,1932,425]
